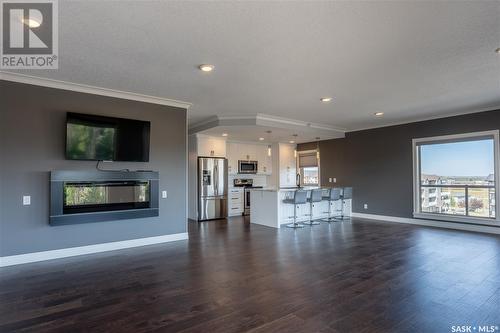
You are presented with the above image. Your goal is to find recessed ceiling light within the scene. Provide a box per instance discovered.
[222,133,228,137]
[22,18,40,28]
[199,64,214,72]
[259,137,264,141]
[320,97,332,102]
[289,140,295,144]
[496,48,500,54]
[374,112,384,117]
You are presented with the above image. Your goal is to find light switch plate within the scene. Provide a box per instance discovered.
[333,178,337,183]
[23,195,31,205]
[328,178,332,183]
[162,190,168,199]
[364,204,368,209]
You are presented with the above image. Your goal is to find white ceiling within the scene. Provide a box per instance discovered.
[6,1,500,131]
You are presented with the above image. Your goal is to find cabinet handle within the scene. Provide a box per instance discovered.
[231,208,239,210]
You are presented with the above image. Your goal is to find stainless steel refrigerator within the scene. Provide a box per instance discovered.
[198,157,228,221]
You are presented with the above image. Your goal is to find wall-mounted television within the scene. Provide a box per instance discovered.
[66,112,150,162]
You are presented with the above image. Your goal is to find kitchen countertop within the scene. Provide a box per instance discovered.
[249,187,321,192]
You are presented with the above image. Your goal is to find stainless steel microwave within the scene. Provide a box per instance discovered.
[238,160,258,174]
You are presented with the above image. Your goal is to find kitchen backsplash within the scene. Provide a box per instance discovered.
[229,174,268,187]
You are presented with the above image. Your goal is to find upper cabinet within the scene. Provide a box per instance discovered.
[256,145,272,175]
[197,134,226,158]
[227,142,272,175]
[226,142,238,174]
[279,143,297,187]
[194,135,276,176]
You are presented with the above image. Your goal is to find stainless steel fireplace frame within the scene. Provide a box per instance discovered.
[50,170,159,226]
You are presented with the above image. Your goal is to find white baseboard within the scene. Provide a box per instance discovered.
[0,232,188,267]
[352,213,500,235]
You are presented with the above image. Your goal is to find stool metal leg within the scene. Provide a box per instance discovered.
[286,204,304,228]
[338,199,351,221]
[303,201,320,225]
[321,200,342,222]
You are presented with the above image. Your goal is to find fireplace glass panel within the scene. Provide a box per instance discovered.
[63,181,150,214]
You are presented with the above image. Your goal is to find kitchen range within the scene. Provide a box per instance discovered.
[233,178,262,215]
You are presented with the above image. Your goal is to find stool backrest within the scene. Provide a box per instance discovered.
[329,188,342,200]
[294,190,308,204]
[342,187,353,200]
[311,189,323,202]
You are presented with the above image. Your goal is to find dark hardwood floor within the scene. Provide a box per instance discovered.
[1,217,500,333]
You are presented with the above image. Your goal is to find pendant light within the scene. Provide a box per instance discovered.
[316,138,320,159]
[265,130,272,156]
[291,134,298,158]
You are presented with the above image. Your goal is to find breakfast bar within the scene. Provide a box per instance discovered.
[250,188,352,228]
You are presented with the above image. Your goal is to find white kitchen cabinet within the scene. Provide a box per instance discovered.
[256,145,272,175]
[226,142,238,175]
[237,143,257,161]
[197,134,226,158]
[228,188,244,216]
[227,142,272,175]
[279,143,297,187]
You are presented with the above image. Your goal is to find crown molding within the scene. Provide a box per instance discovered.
[348,105,500,133]
[0,71,192,109]
[255,113,347,132]
[188,113,347,137]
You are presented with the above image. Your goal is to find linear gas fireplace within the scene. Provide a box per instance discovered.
[50,170,159,226]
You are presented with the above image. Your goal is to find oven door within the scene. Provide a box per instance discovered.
[244,189,251,215]
[238,160,258,174]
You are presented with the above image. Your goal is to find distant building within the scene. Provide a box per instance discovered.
[421,175,452,214]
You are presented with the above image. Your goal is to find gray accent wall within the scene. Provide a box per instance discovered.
[0,80,187,257]
[304,109,500,218]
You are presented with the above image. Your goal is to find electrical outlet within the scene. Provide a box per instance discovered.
[162,190,168,199]
[23,195,31,205]
[328,178,332,183]
[364,204,368,210]
[333,178,337,183]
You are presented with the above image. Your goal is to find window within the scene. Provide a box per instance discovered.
[413,131,499,225]
[302,166,319,185]
[298,150,320,186]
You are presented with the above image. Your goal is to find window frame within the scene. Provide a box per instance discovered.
[412,130,500,226]
[297,149,320,187]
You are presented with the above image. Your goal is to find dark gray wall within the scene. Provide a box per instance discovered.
[315,110,500,218]
[0,80,187,256]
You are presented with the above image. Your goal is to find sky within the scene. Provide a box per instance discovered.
[420,139,494,177]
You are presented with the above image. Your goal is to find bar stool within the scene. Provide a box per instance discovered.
[283,190,308,228]
[303,189,323,225]
[321,187,343,222]
[339,187,353,221]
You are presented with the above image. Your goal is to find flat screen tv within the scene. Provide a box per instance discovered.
[66,112,150,162]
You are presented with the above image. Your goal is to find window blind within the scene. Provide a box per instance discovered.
[298,152,317,168]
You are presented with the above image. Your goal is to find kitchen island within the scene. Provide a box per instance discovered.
[249,188,352,228]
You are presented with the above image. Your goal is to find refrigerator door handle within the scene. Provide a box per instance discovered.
[214,164,219,196]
